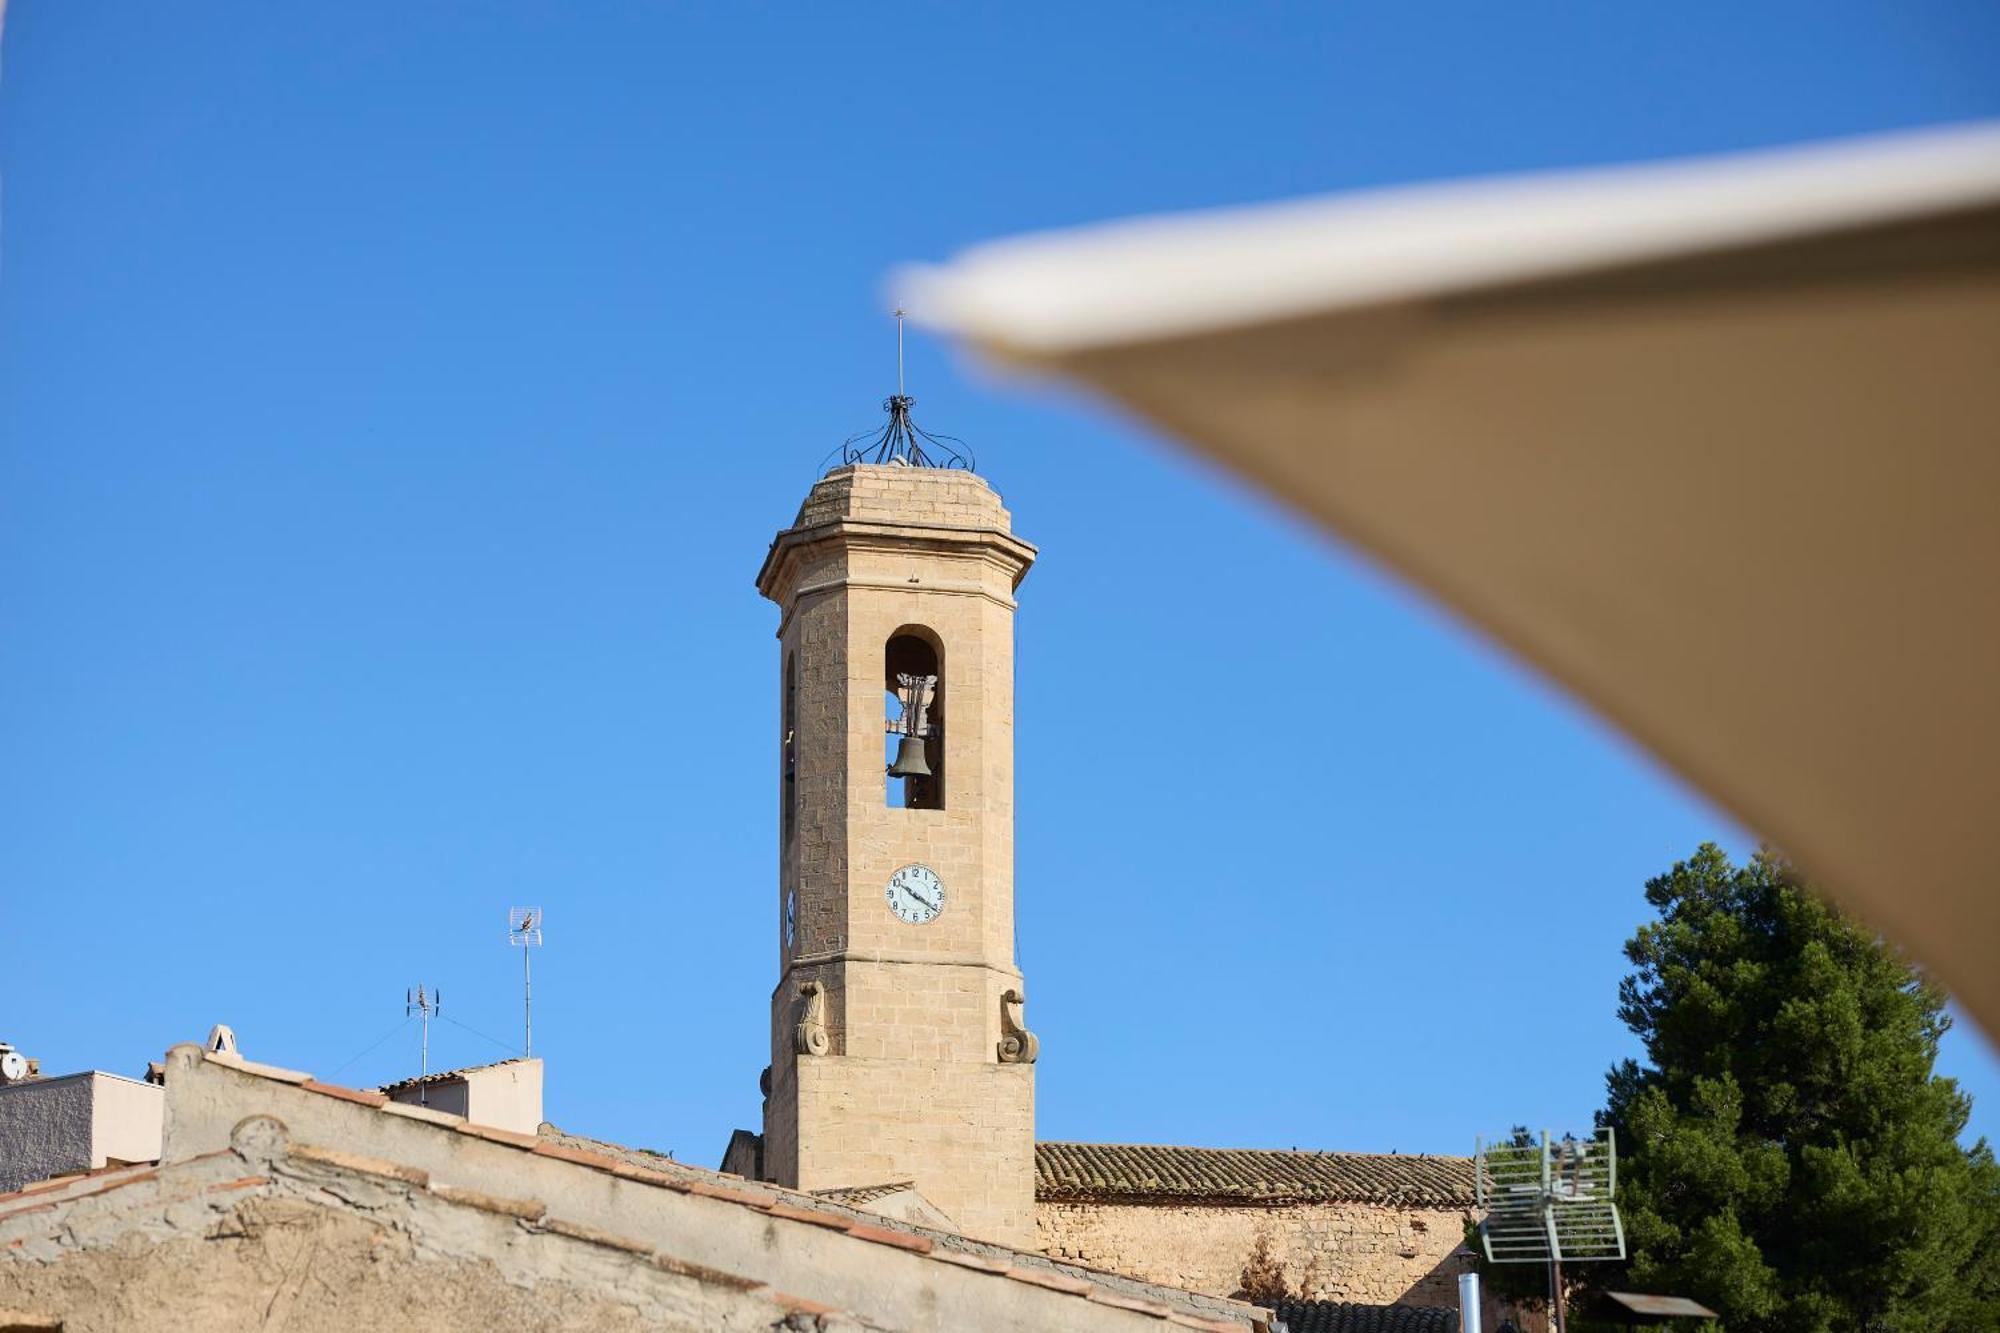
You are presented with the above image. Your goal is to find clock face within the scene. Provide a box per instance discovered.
[885,863,945,924]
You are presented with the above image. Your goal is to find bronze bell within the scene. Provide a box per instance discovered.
[888,734,932,779]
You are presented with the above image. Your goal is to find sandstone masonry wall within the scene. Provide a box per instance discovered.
[1036,1199,1478,1309]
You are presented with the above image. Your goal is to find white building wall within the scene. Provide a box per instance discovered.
[381,1060,541,1135]
[463,1059,541,1135]
[88,1073,164,1170]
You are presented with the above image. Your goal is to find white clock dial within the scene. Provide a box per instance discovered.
[885,863,945,924]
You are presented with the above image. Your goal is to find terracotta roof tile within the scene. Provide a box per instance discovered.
[649,1253,765,1292]
[454,1122,541,1150]
[301,1081,388,1108]
[1087,1288,1175,1316]
[290,1142,429,1188]
[430,1182,547,1221]
[844,1221,933,1254]
[1006,1266,1095,1296]
[771,1291,839,1317]
[377,1058,528,1093]
[766,1202,853,1231]
[685,1179,773,1209]
[1272,1301,1458,1333]
[530,1141,624,1172]
[539,1215,654,1256]
[1035,1143,1475,1209]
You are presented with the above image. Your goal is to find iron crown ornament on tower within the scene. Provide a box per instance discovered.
[830,311,976,472]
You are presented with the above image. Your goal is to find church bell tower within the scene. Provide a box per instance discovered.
[754,399,1038,1246]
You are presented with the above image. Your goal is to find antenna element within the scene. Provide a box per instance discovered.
[508,907,544,1057]
[1475,1127,1624,1333]
[405,984,441,1105]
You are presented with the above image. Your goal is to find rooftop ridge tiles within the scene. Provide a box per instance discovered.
[301,1080,387,1108]
[1271,1300,1460,1333]
[1034,1142,1476,1208]
[376,1057,529,1092]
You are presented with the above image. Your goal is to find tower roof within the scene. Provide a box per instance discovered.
[756,463,1036,601]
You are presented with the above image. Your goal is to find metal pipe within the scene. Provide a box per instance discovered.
[1458,1272,1482,1333]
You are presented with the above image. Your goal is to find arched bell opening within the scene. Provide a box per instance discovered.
[884,627,945,810]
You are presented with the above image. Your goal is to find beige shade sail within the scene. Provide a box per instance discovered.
[901,122,2000,1035]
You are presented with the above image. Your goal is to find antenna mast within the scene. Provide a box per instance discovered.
[895,306,906,397]
[405,984,440,1104]
[508,907,544,1057]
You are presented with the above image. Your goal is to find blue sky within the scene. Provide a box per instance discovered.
[4,4,1997,1161]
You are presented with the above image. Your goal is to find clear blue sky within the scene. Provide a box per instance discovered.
[4,4,1997,1162]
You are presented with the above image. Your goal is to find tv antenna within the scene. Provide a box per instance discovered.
[405,984,441,1103]
[507,907,544,1057]
[1475,1127,1625,1333]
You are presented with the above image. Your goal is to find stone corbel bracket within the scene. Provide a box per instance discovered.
[794,980,830,1056]
[997,987,1039,1064]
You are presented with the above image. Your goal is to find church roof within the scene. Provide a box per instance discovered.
[1034,1143,1475,1209]
[1272,1301,1458,1333]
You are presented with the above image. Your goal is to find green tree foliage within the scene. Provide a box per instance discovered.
[1599,844,2000,1331]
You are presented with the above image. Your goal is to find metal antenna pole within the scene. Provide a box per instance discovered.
[406,984,439,1105]
[508,907,544,1060]
[895,307,906,396]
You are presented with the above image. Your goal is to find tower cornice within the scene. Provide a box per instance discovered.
[757,516,1037,608]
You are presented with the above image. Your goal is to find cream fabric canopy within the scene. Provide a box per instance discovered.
[902,122,2000,1035]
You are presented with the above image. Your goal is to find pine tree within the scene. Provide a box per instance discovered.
[1599,844,2000,1331]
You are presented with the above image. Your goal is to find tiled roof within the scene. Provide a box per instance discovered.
[1274,1301,1458,1333]
[1035,1143,1475,1209]
[376,1057,528,1093]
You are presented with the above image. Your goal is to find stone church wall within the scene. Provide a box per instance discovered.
[1036,1198,1478,1308]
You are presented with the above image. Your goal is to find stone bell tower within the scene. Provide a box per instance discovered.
[754,417,1038,1247]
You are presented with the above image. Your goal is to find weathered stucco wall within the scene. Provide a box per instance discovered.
[1037,1199,1477,1308]
[0,1129,869,1332]
[147,1048,1264,1333]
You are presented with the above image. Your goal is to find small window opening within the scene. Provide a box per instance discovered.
[884,630,944,809]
